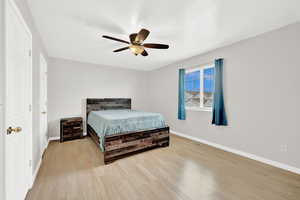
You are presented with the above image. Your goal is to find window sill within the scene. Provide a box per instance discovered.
[186,107,212,112]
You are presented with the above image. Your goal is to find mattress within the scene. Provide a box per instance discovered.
[87,109,166,151]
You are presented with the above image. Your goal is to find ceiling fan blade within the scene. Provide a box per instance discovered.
[113,46,130,52]
[136,29,150,43]
[143,43,169,49]
[141,50,148,56]
[102,35,130,44]
[129,33,138,44]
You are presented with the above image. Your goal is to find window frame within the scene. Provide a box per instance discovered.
[185,63,215,112]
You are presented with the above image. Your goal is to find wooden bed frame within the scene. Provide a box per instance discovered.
[86,98,170,164]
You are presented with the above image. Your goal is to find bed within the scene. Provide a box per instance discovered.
[86,98,170,164]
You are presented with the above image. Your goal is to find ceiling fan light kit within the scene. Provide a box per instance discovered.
[102,28,169,56]
[129,45,144,55]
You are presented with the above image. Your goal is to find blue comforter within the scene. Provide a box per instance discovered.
[87,109,166,151]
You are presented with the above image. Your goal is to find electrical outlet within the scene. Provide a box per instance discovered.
[280,144,288,152]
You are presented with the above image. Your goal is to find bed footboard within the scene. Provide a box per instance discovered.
[104,127,169,164]
[87,124,169,164]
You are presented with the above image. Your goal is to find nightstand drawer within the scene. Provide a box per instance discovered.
[72,126,82,130]
[63,126,82,131]
[72,132,82,137]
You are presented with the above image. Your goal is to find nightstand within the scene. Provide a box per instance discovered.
[60,117,83,142]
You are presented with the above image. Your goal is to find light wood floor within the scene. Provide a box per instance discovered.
[27,135,300,200]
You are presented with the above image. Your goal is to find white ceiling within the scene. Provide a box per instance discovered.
[28,0,300,70]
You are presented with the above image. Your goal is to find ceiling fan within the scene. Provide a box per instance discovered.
[102,29,169,56]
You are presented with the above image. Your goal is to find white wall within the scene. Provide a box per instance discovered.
[48,58,149,138]
[148,22,300,169]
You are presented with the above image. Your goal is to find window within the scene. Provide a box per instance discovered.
[185,64,215,111]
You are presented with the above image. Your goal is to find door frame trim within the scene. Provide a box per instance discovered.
[4,0,33,198]
[39,53,48,155]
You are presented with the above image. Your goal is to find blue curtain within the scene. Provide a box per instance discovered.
[212,59,228,126]
[178,69,186,120]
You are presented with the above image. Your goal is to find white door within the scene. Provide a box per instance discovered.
[5,0,32,199]
[39,54,48,153]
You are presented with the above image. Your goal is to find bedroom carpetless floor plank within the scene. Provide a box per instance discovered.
[26,135,300,200]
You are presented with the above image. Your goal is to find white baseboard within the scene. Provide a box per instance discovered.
[45,138,49,150]
[49,133,86,140]
[48,136,60,141]
[170,130,300,175]
[31,157,42,188]
[31,138,50,188]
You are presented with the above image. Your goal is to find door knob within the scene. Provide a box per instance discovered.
[41,111,47,114]
[7,127,22,135]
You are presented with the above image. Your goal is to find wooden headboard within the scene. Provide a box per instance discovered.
[86,98,131,117]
